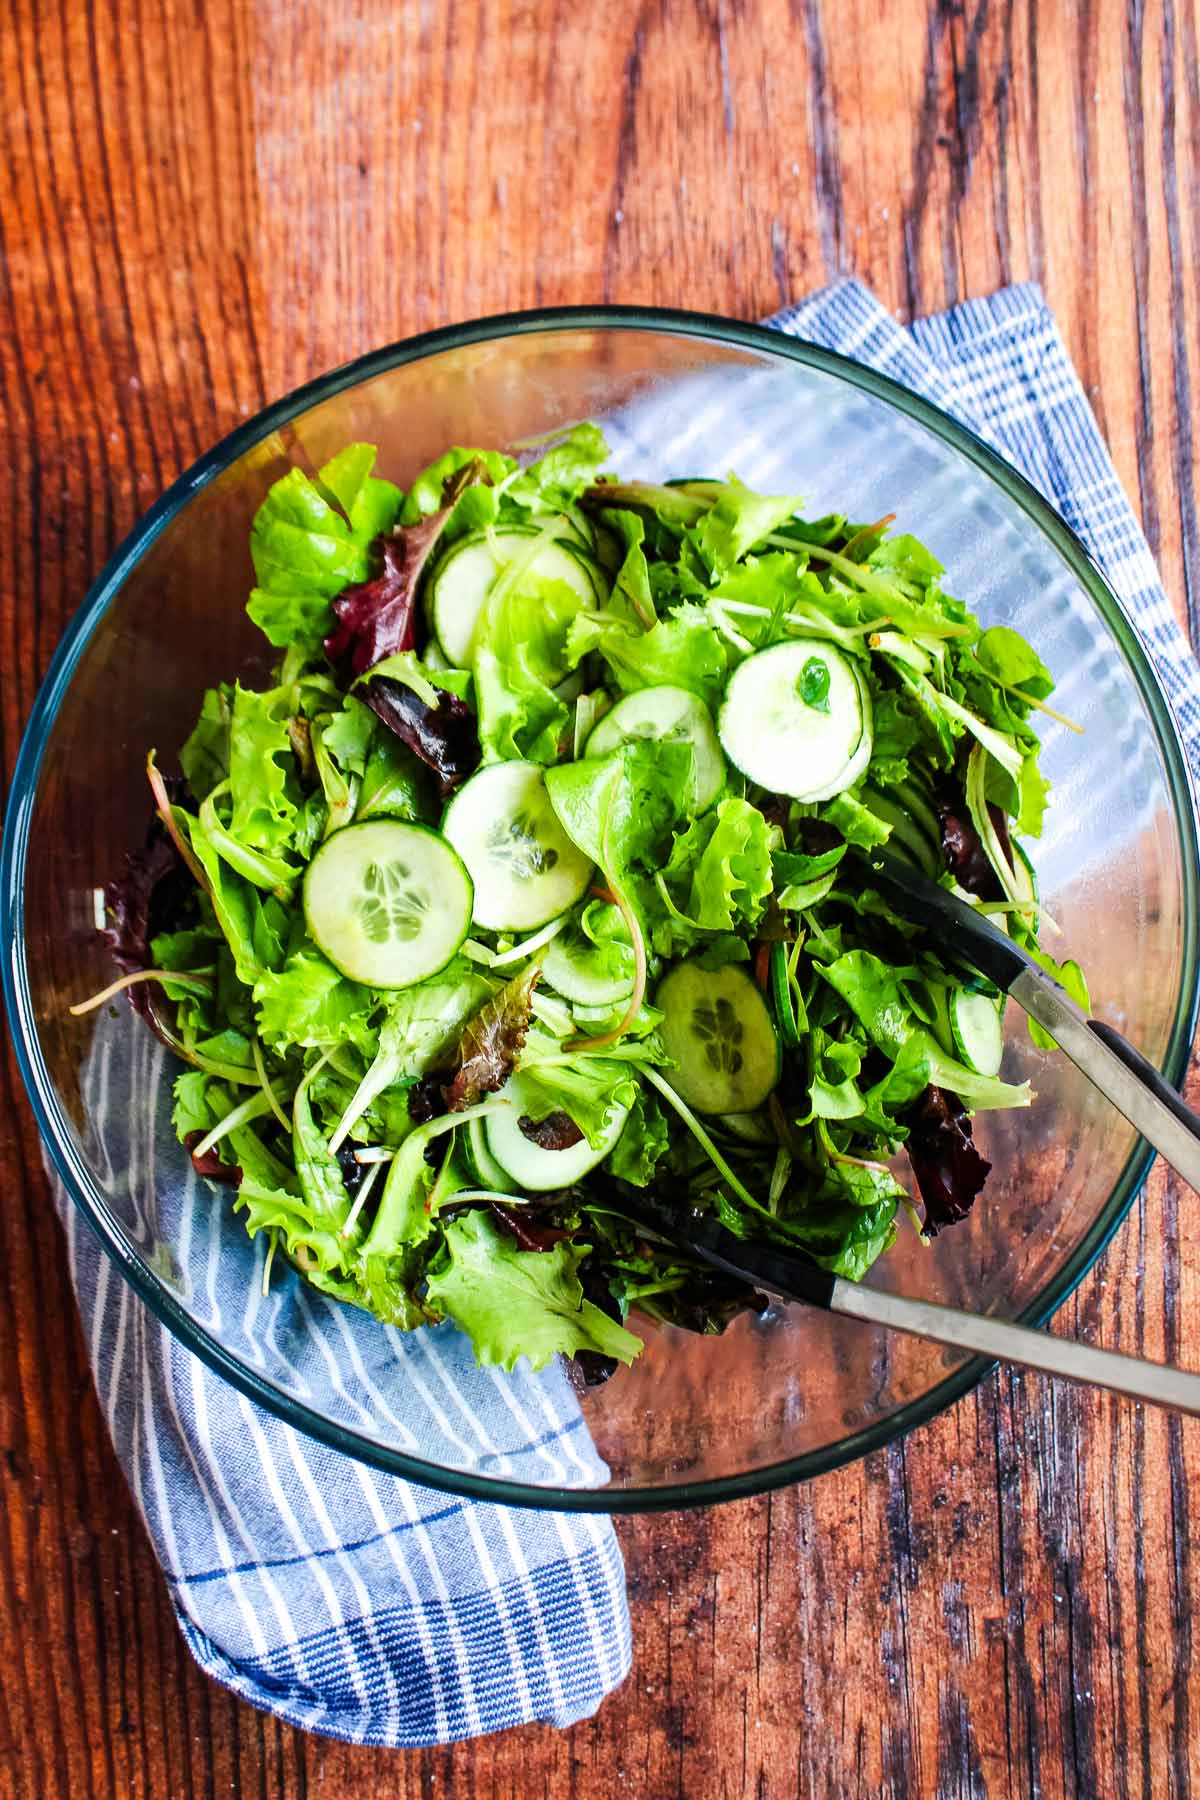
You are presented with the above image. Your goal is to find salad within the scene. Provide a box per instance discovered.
[89,424,1087,1382]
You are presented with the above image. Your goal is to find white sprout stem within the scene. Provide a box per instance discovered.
[640,1067,759,1211]
[531,991,576,1038]
[340,1160,384,1240]
[69,967,213,1017]
[441,1188,532,1206]
[146,753,211,894]
[489,913,569,969]
[190,1090,274,1162]
[351,1145,397,1165]
[252,1037,291,1133]
[261,1230,279,1297]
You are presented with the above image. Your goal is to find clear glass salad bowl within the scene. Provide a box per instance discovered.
[4,309,1197,1511]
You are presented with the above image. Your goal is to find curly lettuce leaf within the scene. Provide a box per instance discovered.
[690,480,804,580]
[565,603,727,707]
[253,949,374,1053]
[506,424,611,511]
[606,1086,668,1186]
[247,449,400,654]
[515,1054,637,1152]
[471,572,579,763]
[227,683,297,854]
[399,447,514,524]
[317,443,403,545]
[659,796,773,939]
[179,685,233,802]
[292,1077,356,1242]
[424,1211,643,1372]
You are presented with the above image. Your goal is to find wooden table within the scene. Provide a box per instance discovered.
[2,2,1199,1793]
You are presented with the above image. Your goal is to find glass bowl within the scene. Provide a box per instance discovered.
[4,308,1197,1512]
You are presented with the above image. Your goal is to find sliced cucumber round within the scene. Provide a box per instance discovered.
[585,684,725,812]
[302,820,472,989]
[427,528,604,667]
[928,981,956,1057]
[713,1109,777,1147]
[1010,839,1040,928]
[442,761,593,931]
[717,639,872,802]
[541,901,634,1005]
[889,775,943,857]
[485,1071,630,1190]
[656,961,780,1114]
[592,523,623,573]
[860,785,940,878]
[465,1115,516,1193]
[949,986,1005,1077]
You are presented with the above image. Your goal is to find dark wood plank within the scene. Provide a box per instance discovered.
[2,0,1200,1794]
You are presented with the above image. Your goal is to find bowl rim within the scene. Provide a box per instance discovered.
[5,301,1198,1513]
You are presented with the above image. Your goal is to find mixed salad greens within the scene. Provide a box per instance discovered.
[91,424,1087,1381]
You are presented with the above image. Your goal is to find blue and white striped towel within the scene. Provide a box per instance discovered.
[52,279,1200,1748]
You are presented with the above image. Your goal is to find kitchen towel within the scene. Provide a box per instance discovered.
[52,276,1199,1750]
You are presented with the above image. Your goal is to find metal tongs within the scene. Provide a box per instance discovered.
[617,845,1200,1418]
[863,841,1200,1194]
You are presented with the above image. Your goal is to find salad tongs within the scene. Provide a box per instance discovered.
[861,841,1200,1194]
[611,843,1200,1418]
[614,1190,1200,1419]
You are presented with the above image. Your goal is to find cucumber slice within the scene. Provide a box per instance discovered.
[465,1115,516,1193]
[428,528,604,666]
[713,1109,777,1146]
[890,776,943,857]
[860,785,940,877]
[585,685,725,812]
[928,981,955,1057]
[593,524,623,573]
[302,820,472,989]
[484,1071,630,1190]
[442,761,593,931]
[768,942,801,1049]
[717,639,872,802]
[1010,840,1040,928]
[949,986,1005,1077]
[656,961,781,1114]
[541,901,634,1005]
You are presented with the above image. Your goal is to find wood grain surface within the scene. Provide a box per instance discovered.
[2,1,1200,1793]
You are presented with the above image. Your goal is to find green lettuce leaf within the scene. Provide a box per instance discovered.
[424,1211,643,1371]
[228,684,297,853]
[471,573,578,763]
[292,1077,356,1243]
[507,424,610,508]
[317,443,402,545]
[172,1070,215,1138]
[515,1056,637,1151]
[691,480,803,579]
[565,604,727,707]
[974,625,1055,700]
[180,686,232,802]
[398,447,515,524]
[545,742,690,878]
[606,1086,668,1185]
[254,949,374,1052]
[661,796,773,936]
